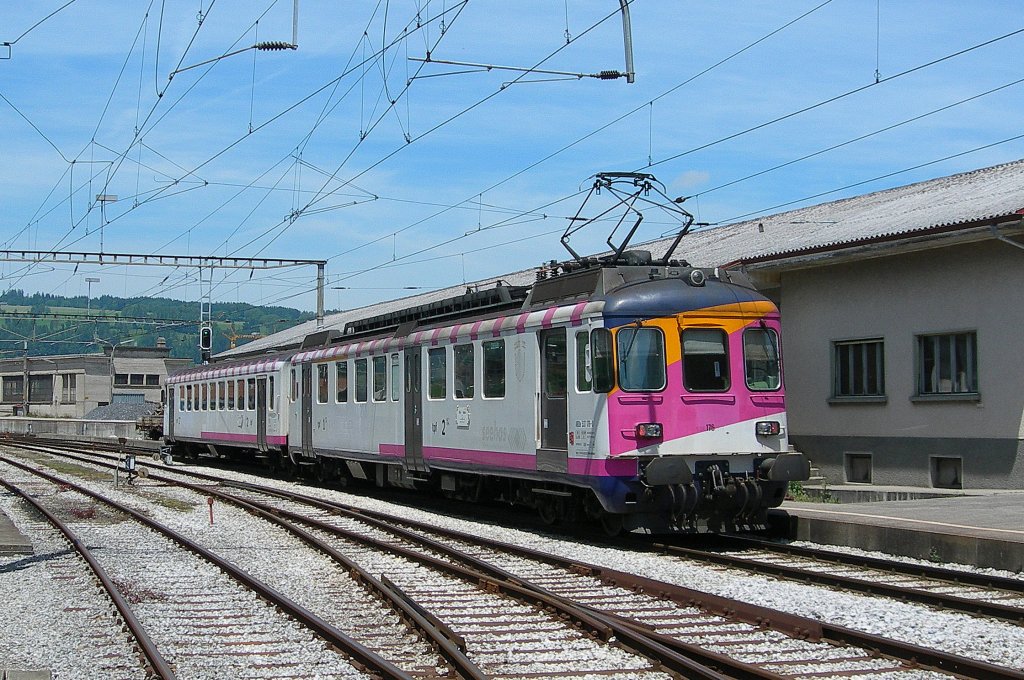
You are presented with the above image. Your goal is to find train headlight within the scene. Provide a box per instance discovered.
[635,422,663,438]
[755,420,781,436]
[687,269,706,286]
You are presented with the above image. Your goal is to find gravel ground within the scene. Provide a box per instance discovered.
[3,449,1024,677]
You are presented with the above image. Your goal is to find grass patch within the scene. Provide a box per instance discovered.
[149,496,196,512]
[37,458,112,482]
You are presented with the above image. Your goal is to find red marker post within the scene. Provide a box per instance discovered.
[207,497,214,525]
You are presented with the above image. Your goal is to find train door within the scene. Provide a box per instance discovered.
[166,386,175,439]
[256,377,268,453]
[300,362,314,457]
[404,348,427,472]
[538,328,568,472]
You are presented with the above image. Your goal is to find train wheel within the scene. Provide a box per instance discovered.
[538,500,559,525]
[599,512,624,537]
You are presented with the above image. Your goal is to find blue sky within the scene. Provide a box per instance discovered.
[1,1,1022,314]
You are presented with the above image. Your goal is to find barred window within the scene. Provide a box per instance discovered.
[833,339,884,397]
[917,332,977,395]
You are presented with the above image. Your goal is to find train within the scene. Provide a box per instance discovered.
[163,257,809,534]
[164,173,809,533]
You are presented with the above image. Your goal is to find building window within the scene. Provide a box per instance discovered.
[917,332,977,396]
[681,328,727,392]
[428,348,446,400]
[482,339,505,398]
[114,373,129,386]
[61,374,77,404]
[145,374,160,386]
[453,344,474,399]
[833,338,885,398]
[372,356,387,402]
[355,359,368,403]
[2,376,24,403]
[28,375,54,404]
[129,374,144,386]
[317,364,329,403]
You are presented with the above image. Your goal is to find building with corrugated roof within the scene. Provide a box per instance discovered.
[221,159,1024,489]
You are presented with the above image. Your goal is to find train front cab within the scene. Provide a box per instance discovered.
[587,297,810,532]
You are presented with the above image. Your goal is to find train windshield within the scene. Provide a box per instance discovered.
[743,328,782,391]
[616,326,666,391]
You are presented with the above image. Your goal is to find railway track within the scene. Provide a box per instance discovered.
[641,534,1024,625]
[0,454,435,679]
[5,438,1024,679]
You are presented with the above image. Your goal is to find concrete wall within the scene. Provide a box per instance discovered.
[780,239,1024,488]
[0,416,139,440]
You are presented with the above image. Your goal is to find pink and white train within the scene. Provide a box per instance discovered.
[165,257,809,533]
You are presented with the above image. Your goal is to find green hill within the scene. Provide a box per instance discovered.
[0,290,316,362]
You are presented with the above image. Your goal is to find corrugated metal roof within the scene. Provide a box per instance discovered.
[222,158,1024,359]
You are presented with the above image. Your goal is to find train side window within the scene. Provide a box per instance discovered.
[218,381,226,410]
[453,344,474,399]
[372,356,387,402]
[482,339,505,398]
[428,347,446,400]
[390,353,400,401]
[268,376,275,411]
[184,385,191,411]
[317,364,329,404]
[247,378,256,410]
[575,331,592,392]
[193,384,200,411]
[355,359,368,402]
[226,380,235,410]
[682,328,730,392]
[617,327,666,392]
[744,328,781,391]
[201,383,208,411]
[290,370,297,403]
[336,361,348,403]
[591,329,614,393]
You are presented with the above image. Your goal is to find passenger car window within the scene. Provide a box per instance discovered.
[482,340,505,398]
[682,328,730,391]
[454,344,474,399]
[616,327,666,392]
[745,328,781,391]
[428,348,446,399]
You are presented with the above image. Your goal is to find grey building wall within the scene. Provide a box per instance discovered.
[778,238,1024,489]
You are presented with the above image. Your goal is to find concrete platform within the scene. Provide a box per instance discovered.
[0,507,32,556]
[771,490,1024,572]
